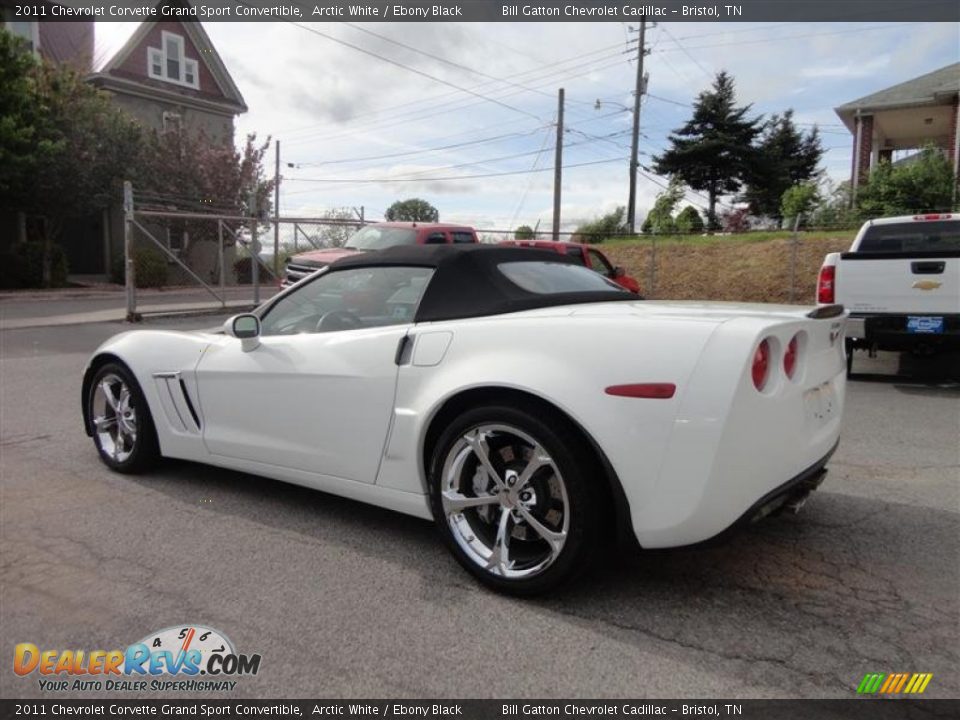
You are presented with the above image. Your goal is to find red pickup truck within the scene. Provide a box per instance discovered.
[499,240,641,294]
[283,222,478,286]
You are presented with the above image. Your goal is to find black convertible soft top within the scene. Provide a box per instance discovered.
[328,244,637,323]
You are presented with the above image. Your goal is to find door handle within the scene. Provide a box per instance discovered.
[395,335,414,366]
[911,261,945,274]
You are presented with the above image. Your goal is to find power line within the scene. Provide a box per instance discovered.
[295,127,549,167]
[277,41,627,141]
[275,19,544,122]
[658,25,713,82]
[655,23,914,53]
[286,132,632,185]
[283,158,625,194]
[282,53,631,148]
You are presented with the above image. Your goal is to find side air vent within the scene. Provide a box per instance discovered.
[153,372,202,434]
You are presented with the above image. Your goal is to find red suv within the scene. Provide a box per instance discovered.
[499,240,641,294]
[283,222,479,286]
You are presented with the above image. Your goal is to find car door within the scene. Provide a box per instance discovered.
[195,265,434,484]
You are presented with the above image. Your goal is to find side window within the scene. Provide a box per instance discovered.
[260,266,434,336]
[587,249,615,277]
[451,231,475,244]
[564,246,587,266]
[424,232,448,245]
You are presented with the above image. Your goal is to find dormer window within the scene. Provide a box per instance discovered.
[147,31,199,89]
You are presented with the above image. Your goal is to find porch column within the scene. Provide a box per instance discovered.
[850,113,874,204]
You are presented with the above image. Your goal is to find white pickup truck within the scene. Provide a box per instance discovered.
[818,213,960,374]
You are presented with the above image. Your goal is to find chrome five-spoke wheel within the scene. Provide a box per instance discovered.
[87,362,158,474]
[92,373,138,463]
[439,422,572,582]
[430,403,601,594]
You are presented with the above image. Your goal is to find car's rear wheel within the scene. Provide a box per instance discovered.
[88,363,159,474]
[428,404,602,595]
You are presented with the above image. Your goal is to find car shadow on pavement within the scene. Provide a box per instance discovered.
[125,452,959,697]
[850,349,960,386]
[529,490,959,696]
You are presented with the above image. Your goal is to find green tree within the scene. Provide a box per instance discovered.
[514,224,535,240]
[574,206,627,243]
[644,176,685,234]
[675,205,704,234]
[0,31,144,285]
[856,146,955,217]
[652,71,762,230]
[780,182,820,225]
[385,198,439,222]
[742,110,823,224]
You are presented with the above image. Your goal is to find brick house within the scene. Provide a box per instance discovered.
[86,17,248,282]
[0,1,93,68]
[835,63,960,204]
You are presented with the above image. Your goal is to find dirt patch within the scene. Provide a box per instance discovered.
[605,236,852,304]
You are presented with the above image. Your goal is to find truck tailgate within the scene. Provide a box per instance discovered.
[836,254,960,314]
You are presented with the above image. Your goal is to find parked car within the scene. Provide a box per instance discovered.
[499,239,641,293]
[83,245,846,595]
[283,222,478,286]
[818,213,959,374]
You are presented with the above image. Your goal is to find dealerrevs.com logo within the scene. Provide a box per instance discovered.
[14,625,261,692]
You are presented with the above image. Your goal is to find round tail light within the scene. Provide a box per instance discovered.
[752,339,771,391]
[784,335,799,379]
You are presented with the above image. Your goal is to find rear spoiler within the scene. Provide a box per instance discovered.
[807,304,845,319]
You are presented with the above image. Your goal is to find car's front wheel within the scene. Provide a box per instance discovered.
[88,362,159,473]
[428,404,602,595]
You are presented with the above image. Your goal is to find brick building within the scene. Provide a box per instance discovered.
[835,63,960,203]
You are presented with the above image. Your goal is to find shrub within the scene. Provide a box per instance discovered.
[0,242,68,288]
[514,225,535,240]
[720,207,751,234]
[675,206,704,234]
[132,245,168,288]
[574,206,628,243]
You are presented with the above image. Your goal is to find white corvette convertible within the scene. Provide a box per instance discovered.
[83,245,846,594]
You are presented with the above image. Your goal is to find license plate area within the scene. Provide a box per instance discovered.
[804,381,836,424]
[906,316,944,334]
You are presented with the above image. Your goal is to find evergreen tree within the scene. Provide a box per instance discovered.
[742,110,823,223]
[652,71,762,230]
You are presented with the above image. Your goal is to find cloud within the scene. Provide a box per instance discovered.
[94,20,959,230]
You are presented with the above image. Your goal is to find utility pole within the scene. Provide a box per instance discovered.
[249,185,260,305]
[627,20,647,235]
[273,139,280,276]
[552,87,564,241]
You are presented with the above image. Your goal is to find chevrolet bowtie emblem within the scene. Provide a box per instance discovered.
[912,280,942,290]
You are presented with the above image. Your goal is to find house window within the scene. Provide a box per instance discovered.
[162,112,182,135]
[147,31,198,89]
[6,20,38,53]
[149,48,162,77]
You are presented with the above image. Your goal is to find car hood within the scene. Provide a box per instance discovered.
[289,247,362,266]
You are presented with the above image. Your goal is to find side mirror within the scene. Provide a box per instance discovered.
[224,313,261,352]
[613,266,626,278]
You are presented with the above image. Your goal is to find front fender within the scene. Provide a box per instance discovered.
[81,330,216,453]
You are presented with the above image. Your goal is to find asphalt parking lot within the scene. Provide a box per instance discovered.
[1,314,957,699]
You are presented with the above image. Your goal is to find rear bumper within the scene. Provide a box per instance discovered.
[847,313,960,351]
[680,440,837,549]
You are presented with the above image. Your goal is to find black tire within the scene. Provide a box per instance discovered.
[845,338,854,378]
[87,362,160,474]
[428,403,604,595]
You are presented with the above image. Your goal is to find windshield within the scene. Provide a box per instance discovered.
[345,226,418,251]
[859,221,960,253]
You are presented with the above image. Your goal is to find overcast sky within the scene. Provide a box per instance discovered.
[94,21,960,233]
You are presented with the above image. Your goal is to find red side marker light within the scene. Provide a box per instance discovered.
[605,383,676,399]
